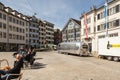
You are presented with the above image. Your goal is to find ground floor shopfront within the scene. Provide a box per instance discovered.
[0,43,28,51]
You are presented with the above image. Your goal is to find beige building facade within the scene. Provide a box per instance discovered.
[0,3,29,51]
[39,20,46,47]
[0,2,55,51]
[44,21,54,47]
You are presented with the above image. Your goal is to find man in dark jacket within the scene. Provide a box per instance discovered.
[0,53,23,80]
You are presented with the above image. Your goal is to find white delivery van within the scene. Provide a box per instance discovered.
[98,37,120,61]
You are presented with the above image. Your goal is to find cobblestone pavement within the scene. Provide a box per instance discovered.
[0,51,120,80]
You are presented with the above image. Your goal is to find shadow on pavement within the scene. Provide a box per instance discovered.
[35,58,43,60]
[63,53,93,57]
[30,62,47,69]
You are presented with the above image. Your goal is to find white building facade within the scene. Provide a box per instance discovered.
[95,0,120,54]
[80,0,120,55]
[62,18,81,42]
[80,7,96,52]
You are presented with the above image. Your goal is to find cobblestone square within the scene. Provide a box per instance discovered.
[1,51,120,80]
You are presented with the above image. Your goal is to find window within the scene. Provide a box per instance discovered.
[3,23,6,29]
[23,36,25,40]
[109,8,112,15]
[0,12,2,18]
[13,34,15,39]
[9,25,12,31]
[26,22,28,26]
[109,21,113,28]
[0,32,2,38]
[113,7,116,14]
[76,28,80,32]
[0,22,2,28]
[16,20,19,24]
[115,5,119,13]
[20,28,22,33]
[29,34,31,37]
[76,34,80,37]
[33,29,35,32]
[115,19,119,27]
[26,28,28,32]
[110,8,113,15]
[100,12,104,18]
[83,29,86,35]
[3,14,6,20]
[16,35,19,40]
[113,20,116,27]
[13,18,15,23]
[26,39,28,43]
[20,35,22,40]
[97,25,100,31]
[3,32,6,38]
[109,7,115,15]
[107,9,109,16]
[20,21,22,25]
[9,17,12,22]
[33,24,35,27]
[94,27,96,33]
[9,34,12,39]
[26,34,28,37]
[97,14,100,20]
[16,27,19,32]
[98,35,105,39]
[33,40,36,43]
[22,22,24,26]
[109,33,118,37]
[23,29,25,33]
[13,26,15,31]
[86,17,91,24]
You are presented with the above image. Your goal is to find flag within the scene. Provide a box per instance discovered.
[104,2,107,18]
[104,2,108,37]
[84,14,88,39]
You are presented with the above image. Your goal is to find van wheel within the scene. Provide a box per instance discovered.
[107,56,113,61]
[113,57,119,62]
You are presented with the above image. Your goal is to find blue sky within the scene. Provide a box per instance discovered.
[0,0,107,29]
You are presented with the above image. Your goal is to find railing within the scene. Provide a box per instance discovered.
[0,59,9,68]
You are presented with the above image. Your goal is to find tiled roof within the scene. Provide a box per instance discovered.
[71,18,81,25]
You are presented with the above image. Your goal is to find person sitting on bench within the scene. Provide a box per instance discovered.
[0,53,23,80]
[24,48,35,66]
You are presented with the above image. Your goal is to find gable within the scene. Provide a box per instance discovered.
[62,18,81,32]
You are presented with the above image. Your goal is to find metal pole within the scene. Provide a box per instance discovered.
[105,0,108,37]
